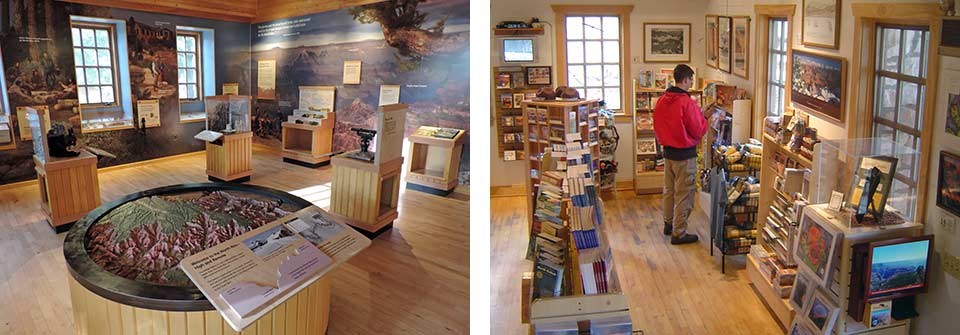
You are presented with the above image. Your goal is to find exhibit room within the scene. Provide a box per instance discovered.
[0,0,469,334]
[489,0,960,334]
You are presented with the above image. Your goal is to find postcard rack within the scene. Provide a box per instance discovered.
[493,66,552,160]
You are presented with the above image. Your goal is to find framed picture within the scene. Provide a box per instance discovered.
[800,289,840,335]
[500,93,514,109]
[845,156,898,218]
[705,15,719,68]
[637,138,658,155]
[732,16,750,79]
[793,209,843,287]
[790,49,846,123]
[803,0,840,49]
[496,73,512,89]
[526,66,551,86]
[938,151,960,217]
[946,93,960,138]
[718,17,732,73]
[788,319,817,335]
[513,93,525,108]
[643,23,691,63]
[790,272,815,311]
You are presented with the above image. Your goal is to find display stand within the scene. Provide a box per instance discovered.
[493,65,551,160]
[329,104,406,237]
[36,151,100,233]
[708,168,758,273]
[405,126,467,196]
[281,113,335,168]
[206,132,252,182]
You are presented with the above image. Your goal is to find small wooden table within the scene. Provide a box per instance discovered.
[405,127,466,196]
[206,132,252,182]
[35,150,100,233]
[281,118,335,168]
[329,151,403,237]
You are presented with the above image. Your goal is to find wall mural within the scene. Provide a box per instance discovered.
[250,0,470,178]
[0,1,249,185]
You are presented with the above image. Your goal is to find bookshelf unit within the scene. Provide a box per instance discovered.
[631,79,703,195]
[494,66,551,160]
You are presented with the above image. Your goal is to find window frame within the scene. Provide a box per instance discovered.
[71,22,121,108]
[562,15,623,112]
[553,5,633,118]
[177,30,203,102]
[766,18,789,117]
[752,5,795,138]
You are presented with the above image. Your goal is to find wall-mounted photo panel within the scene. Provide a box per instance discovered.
[803,0,840,49]
[718,17,732,72]
[705,15,719,69]
[732,16,750,79]
[790,49,846,123]
[643,23,691,63]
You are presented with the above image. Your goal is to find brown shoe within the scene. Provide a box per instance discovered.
[671,233,699,245]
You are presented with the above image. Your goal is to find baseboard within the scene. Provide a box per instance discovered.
[99,150,205,173]
[491,184,525,197]
[615,180,633,191]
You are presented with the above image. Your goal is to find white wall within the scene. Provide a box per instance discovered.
[490,0,709,187]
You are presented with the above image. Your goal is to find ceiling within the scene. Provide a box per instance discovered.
[60,0,384,23]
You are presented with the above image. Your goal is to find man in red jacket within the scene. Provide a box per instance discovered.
[653,64,707,245]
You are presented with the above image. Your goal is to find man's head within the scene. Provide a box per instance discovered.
[673,64,695,91]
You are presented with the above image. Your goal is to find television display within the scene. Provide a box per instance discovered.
[503,38,535,62]
[866,235,933,300]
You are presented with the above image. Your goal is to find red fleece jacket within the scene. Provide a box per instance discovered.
[653,90,707,149]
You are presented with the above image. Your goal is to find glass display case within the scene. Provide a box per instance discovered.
[204,95,251,133]
[811,137,920,223]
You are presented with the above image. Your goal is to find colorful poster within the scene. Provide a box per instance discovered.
[257,60,276,100]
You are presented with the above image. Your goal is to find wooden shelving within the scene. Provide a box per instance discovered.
[631,80,704,195]
[493,27,544,36]
[493,66,551,160]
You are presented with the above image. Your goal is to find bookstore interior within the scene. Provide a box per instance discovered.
[0,0,469,334]
[490,1,960,334]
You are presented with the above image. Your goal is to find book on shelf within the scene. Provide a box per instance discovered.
[534,258,564,299]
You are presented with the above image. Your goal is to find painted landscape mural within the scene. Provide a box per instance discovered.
[250,0,470,178]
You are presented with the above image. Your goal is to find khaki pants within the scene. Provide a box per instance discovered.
[663,157,696,237]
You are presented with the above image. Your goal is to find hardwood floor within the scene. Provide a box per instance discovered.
[490,192,784,335]
[0,146,468,334]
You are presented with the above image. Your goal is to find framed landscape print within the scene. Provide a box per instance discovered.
[937,151,960,217]
[790,272,814,311]
[793,210,843,287]
[803,0,840,49]
[732,16,750,79]
[946,93,960,138]
[705,15,719,68]
[801,289,840,335]
[718,16,732,73]
[643,23,691,63]
[526,66,551,86]
[790,49,846,123]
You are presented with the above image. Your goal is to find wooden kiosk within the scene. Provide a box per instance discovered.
[281,114,335,167]
[200,95,253,182]
[27,107,101,233]
[329,104,407,237]
[404,126,466,195]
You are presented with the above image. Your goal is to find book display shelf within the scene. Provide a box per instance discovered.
[632,79,704,195]
[494,66,552,160]
[520,126,630,334]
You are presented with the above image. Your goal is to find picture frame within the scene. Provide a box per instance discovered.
[793,209,843,287]
[732,16,750,79]
[705,15,719,69]
[637,138,658,155]
[790,49,846,123]
[800,288,841,335]
[496,73,512,89]
[802,0,841,49]
[788,319,817,335]
[937,151,960,217]
[513,93,525,108]
[717,17,732,73]
[526,66,552,86]
[789,272,815,311]
[946,93,960,138]
[643,23,691,63]
[845,156,898,219]
[500,93,514,109]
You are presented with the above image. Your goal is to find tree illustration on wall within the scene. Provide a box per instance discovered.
[349,0,466,65]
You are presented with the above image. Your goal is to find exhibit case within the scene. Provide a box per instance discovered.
[200,95,253,182]
[205,95,252,133]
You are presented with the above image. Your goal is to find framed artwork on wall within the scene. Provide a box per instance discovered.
[946,93,960,138]
[790,49,846,123]
[643,23,691,63]
[717,16,732,73]
[705,15,719,68]
[937,151,960,217]
[526,66,551,86]
[732,16,750,79]
[793,210,843,288]
[802,0,840,49]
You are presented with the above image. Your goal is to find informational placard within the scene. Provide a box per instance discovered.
[181,206,370,332]
[194,130,224,142]
[379,85,401,106]
[16,106,50,141]
[298,86,335,113]
[137,100,161,128]
[375,104,407,164]
[342,60,362,85]
[223,83,239,95]
[257,60,276,100]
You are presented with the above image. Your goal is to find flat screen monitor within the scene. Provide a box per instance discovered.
[865,235,934,300]
[503,38,535,63]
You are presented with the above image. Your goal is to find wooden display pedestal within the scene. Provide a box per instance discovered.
[206,132,252,182]
[35,151,100,233]
[329,151,402,237]
[281,118,334,168]
[405,127,466,196]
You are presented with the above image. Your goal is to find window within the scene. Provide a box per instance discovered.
[177,32,201,100]
[767,18,788,116]
[564,16,622,110]
[72,24,118,106]
[872,25,930,218]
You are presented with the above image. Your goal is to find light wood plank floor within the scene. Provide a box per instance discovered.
[490,192,784,335]
[0,146,468,334]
